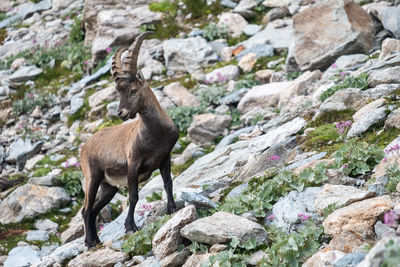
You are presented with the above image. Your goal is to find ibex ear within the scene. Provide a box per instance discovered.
[136,71,145,86]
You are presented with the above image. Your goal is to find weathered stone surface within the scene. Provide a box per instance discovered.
[323,196,393,239]
[187,114,231,143]
[68,247,128,267]
[237,81,292,114]
[181,212,268,245]
[322,54,368,79]
[218,12,248,38]
[333,252,366,267]
[159,249,190,267]
[152,205,197,260]
[4,246,41,267]
[374,221,396,240]
[205,65,239,83]
[357,237,400,267]
[163,82,201,107]
[88,86,117,108]
[61,208,84,243]
[0,184,70,224]
[163,37,218,73]
[26,230,49,241]
[328,230,372,253]
[173,143,204,166]
[380,38,400,59]
[368,5,400,39]
[385,107,400,129]
[236,44,274,61]
[318,88,367,113]
[278,70,321,109]
[8,66,43,82]
[367,66,400,87]
[182,253,215,267]
[5,138,43,165]
[268,187,322,232]
[35,219,58,234]
[303,250,345,267]
[289,0,374,71]
[315,184,376,213]
[179,192,217,209]
[347,99,387,138]
[238,53,258,72]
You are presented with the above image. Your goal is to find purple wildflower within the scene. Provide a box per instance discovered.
[331,63,337,69]
[298,213,311,221]
[106,47,112,53]
[267,214,275,220]
[335,121,352,134]
[99,225,104,230]
[267,155,280,162]
[384,210,399,227]
[138,211,145,216]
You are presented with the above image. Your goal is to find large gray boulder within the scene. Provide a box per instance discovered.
[0,184,70,224]
[163,37,218,73]
[289,0,374,71]
[4,246,41,267]
[181,212,268,245]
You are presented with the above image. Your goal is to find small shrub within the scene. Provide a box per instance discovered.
[145,191,163,202]
[167,106,205,132]
[334,139,384,177]
[196,85,227,106]
[33,167,51,177]
[319,73,369,102]
[69,16,85,43]
[202,23,228,41]
[58,170,84,197]
[122,215,171,256]
[235,73,259,90]
[12,91,53,115]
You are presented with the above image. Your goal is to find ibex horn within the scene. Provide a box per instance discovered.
[123,31,154,78]
[111,47,127,80]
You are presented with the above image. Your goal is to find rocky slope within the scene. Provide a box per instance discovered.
[1,0,400,266]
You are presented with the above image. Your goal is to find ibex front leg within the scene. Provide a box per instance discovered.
[160,154,176,214]
[125,164,139,233]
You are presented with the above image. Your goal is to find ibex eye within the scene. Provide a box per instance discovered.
[131,89,137,94]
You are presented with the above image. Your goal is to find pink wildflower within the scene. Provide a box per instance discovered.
[27,93,34,99]
[99,225,104,230]
[331,63,337,69]
[384,210,399,227]
[230,130,235,134]
[267,155,280,162]
[106,47,112,53]
[138,211,145,216]
[267,214,275,220]
[298,213,311,221]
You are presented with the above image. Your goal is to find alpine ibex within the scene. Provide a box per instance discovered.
[80,32,179,248]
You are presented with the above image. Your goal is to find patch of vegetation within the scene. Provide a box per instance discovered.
[309,109,355,128]
[171,157,195,176]
[122,214,171,256]
[0,41,91,74]
[58,169,84,197]
[304,124,340,150]
[385,162,400,193]
[32,167,52,177]
[235,73,260,90]
[319,73,369,103]
[229,108,242,128]
[145,191,163,202]
[0,28,7,44]
[333,139,384,177]
[361,127,400,149]
[286,71,303,81]
[69,15,85,44]
[321,203,341,218]
[382,239,400,267]
[12,90,54,116]
[95,117,123,132]
[0,12,7,22]
[36,155,67,167]
[149,1,178,15]
[227,33,248,47]
[167,106,205,132]
[201,22,228,41]
[261,221,326,266]
[183,0,223,19]
[35,65,82,94]
[197,85,227,106]
[219,163,328,217]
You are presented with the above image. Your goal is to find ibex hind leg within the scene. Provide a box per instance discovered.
[82,168,103,248]
[160,154,176,214]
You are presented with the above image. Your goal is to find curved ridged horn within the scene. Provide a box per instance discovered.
[111,47,127,80]
[123,31,154,78]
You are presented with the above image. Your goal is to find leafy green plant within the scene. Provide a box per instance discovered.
[385,163,400,192]
[197,85,227,106]
[382,239,400,267]
[202,23,228,41]
[333,139,384,177]
[167,106,205,132]
[58,170,84,197]
[286,71,302,81]
[69,16,85,43]
[261,221,326,266]
[235,73,260,90]
[219,163,328,217]
[304,124,340,150]
[149,1,178,15]
[183,0,222,19]
[12,91,53,115]
[122,215,171,256]
[33,167,51,177]
[319,73,369,102]
[145,191,163,202]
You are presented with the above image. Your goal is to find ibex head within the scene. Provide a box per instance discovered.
[111,32,153,121]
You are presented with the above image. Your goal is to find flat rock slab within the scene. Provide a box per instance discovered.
[315,184,376,213]
[4,246,41,267]
[67,247,128,267]
[323,196,393,237]
[152,205,197,259]
[8,66,43,83]
[26,230,49,242]
[180,211,268,245]
[0,184,70,224]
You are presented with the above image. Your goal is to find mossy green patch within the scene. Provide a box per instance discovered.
[361,127,400,149]
[309,109,355,128]
[303,124,340,150]
[32,167,52,177]
[171,157,195,176]
[0,28,7,44]
[35,65,82,95]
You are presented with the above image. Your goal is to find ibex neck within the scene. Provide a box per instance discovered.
[138,87,175,132]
